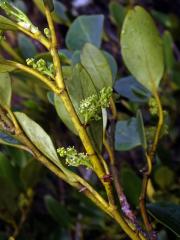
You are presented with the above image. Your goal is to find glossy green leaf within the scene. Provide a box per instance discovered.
[0,15,18,30]
[162,31,175,75]
[147,203,180,237]
[33,0,69,24]
[0,73,11,106]
[45,195,71,228]
[81,43,113,90]
[66,15,104,50]
[120,167,142,207]
[114,76,151,102]
[115,117,141,151]
[151,10,178,29]
[18,33,37,59]
[121,6,164,92]
[14,112,60,166]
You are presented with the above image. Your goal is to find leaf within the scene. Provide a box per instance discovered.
[0,15,18,30]
[120,167,142,207]
[154,165,175,190]
[115,117,141,151]
[147,203,180,237]
[33,0,69,24]
[103,51,118,82]
[0,73,11,106]
[114,76,151,102]
[0,59,16,73]
[14,112,60,166]
[18,33,37,59]
[109,2,126,28]
[66,15,104,50]
[20,160,42,188]
[162,31,175,75]
[54,94,77,135]
[57,64,103,152]
[44,195,71,228]
[121,6,164,92]
[136,110,147,150]
[81,43,113,90]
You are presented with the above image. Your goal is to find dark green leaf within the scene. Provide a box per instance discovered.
[115,117,141,151]
[120,167,142,207]
[114,76,151,102]
[121,6,164,92]
[109,2,126,28]
[45,195,71,228]
[162,31,175,75]
[0,73,11,106]
[154,165,175,190]
[66,15,104,50]
[147,203,180,237]
[81,43,113,90]
[18,33,37,59]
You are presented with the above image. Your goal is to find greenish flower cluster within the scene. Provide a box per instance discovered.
[26,58,55,78]
[57,146,92,169]
[44,28,51,39]
[0,0,39,33]
[148,97,158,116]
[79,87,112,124]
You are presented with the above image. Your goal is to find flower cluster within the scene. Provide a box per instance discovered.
[148,97,158,116]
[26,58,55,78]
[57,146,92,169]
[0,0,39,33]
[79,87,112,124]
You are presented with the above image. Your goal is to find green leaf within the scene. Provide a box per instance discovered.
[44,195,71,228]
[109,2,126,29]
[136,110,147,150]
[115,117,141,151]
[66,15,104,50]
[103,51,118,82]
[121,6,164,92]
[0,59,16,73]
[147,203,180,237]
[0,15,18,30]
[18,33,37,59]
[54,93,77,135]
[114,76,151,103]
[162,31,175,75]
[33,0,69,24]
[20,160,42,188]
[14,112,60,166]
[81,43,113,90]
[154,165,175,190]
[0,73,11,106]
[55,64,103,152]
[120,167,142,207]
